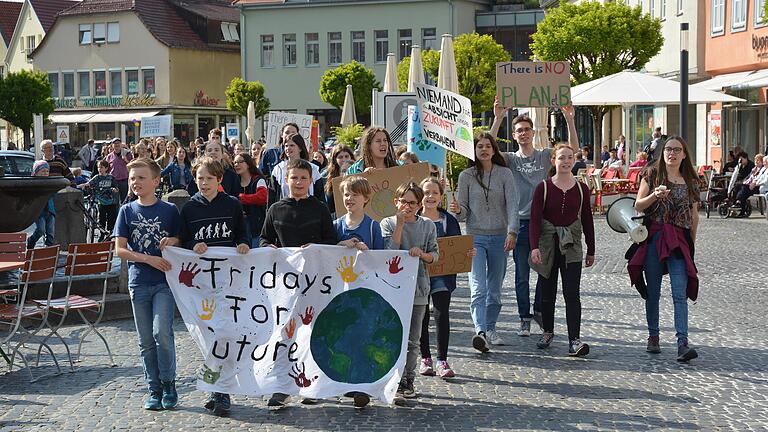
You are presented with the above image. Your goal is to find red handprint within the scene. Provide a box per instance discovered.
[387,256,403,274]
[299,307,314,325]
[284,318,296,339]
[289,362,318,388]
[179,262,201,288]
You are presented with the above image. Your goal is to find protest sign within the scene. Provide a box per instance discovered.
[226,123,239,141]
[140,115,172,137]
[332,163,430,220]
[407,105,446,170]
[415,83,474,160]
[427,235,474,277]
[266,111,313,148]
[496,61,571,108]
[163,246,418,404]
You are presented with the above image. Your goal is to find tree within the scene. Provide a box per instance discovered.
[0,70,55,148]
[531,0,663,155]
[396,33,510,114]
[319,61,381,118]
[225,77,270,118]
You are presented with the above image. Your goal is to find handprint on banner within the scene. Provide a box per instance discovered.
[199,364,222,384]
[387,256,404,274]
[284,318,296,339]
[198,298,215,321]
[289,362,318,388]
[179,262,201,288]
[299,306,314,325]
[336,255,363,283]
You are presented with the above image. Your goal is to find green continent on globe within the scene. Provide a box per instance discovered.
[370,189,395,217]
[456,126,472,142]
[311,288,403,384]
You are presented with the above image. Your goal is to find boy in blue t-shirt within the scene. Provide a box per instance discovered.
[114,158,182,412]
[334,175,384,251]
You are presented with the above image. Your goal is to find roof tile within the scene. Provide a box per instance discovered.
[30,0,81,32]
[0,1,23,45]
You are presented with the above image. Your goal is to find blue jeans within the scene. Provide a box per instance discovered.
[27,213,55,248]
[469,234,508,333]
[644,232,689,342]
[512,220,540,320]
[129,282,177,392]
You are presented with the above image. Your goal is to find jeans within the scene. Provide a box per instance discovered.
[644,232,689,342]
[537,239,583,341]
[469,234,508,333]
[513,220,541,320]
[129,282,177,392]
[27,213,55,248]
[405,305,427,380]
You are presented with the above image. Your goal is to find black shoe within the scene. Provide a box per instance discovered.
[568,339,590,357]
[204,392,217,411]
[677,342,698,362]
[394,380,406,405]
[267,392,289,408]
[212,393,231,416]
[472,332,490,353]
[352,392,371,408]
[300,398,318,405]
[402,378,416,399]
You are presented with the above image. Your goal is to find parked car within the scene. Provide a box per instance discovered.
[0,150,35,176]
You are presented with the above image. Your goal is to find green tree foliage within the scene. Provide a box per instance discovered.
[332,123,365,149]
[396,34,510,113]
[0,70,55,148]
[319,61,381,117]
[531,1,663,154]
[225,77,270,118]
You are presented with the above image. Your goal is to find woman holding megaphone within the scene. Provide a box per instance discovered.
[630,136,700,362]
[529,144,595,357]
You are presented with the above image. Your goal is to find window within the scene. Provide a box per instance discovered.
[107,22,119,42]
[755,0,766,27]
[328,32,342,65]
[677,0,684,15]
[261,35,274,67]
[78,71,90,97]
[221,22,239,42]
[110,70,122,96]
[422,28,437,51]
[48,72,59,98]
[79,24,92,44]
[398,29,412,60]
[711,0,725,35]
[350,31,365,63]
[93,23,106,43]
[283,33,297,66]
[63,72,74,98]
[94,70,106,96]
[305,33,319,66]
[732,0,747,31]
[25,35,35,61]
[649,0,655,17]
[375,30,388,63]
[660,0,666,19]
[142,68,155,95]
[126,69,139,95]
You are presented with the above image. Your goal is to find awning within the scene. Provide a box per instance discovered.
[49,112,95,123]
[693,69,768,91]
[88,111,160,123]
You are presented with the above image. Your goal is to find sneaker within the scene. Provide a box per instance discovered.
[517,319,532,337]
[161,380,178,410]
[300,398,318,405]
[267,392,289,408]
[419,357,435,376]
[487,329,505,346]
[537,332,554,349]
[352,392,371,409]
[204,392,216,410]
[144,390,163,411]
[677,340,698,362]
[402,377,416,399]
[646,336,661,354]
[435,360,455,378]
[568,339,590,357]
[472,332,490,353]
[212,393,231,416]
[394,379,407,405]
[532,312,544,334]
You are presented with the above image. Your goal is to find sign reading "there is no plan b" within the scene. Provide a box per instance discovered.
[496,61,571,109]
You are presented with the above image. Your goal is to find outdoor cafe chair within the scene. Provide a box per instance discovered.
[0,245,61,382]
[0,232,27,366]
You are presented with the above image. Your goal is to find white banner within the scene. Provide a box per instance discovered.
[265,111,313,148]
[140,114,172,138]
[415,83,474,160]
[162,245,418,404]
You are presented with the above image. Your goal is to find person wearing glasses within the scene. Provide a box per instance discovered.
[490,97,579,340]
[629,136,700,362]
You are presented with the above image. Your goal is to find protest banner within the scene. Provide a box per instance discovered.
[407,105,446,170]
[496,61,571,108]
[266,111,313,148]
[163,245,418,404]
[332,163,430,220]
[414,83,474,160]
[140,115,172,137]
[427,235,474,277]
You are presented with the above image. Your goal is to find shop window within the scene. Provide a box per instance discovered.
[731,0,747,31]
[94,23,106,44]
[78,71,90,97]
[283,33,297,66]
[107,22,120,43]
[305,33,319,66]
[422,28,437,51]
[261,35,274,67]
[711,0,725,35]
[126,69,139,95]
[398,29,412,61]
[375,30,388,63]
[756,0,767,27]
[63,72,74,98]
[351,31,365,63]
[142,68,155,95]
[48,72,59,98]
[94,70,106,96]
[110,70,122,96]
[79,24,92,44]
[328,32,342,65]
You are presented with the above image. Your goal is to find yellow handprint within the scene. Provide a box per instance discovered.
[336,255,363,283]
[198,297,215,321]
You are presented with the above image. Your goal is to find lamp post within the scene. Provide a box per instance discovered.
[680,22,689,141]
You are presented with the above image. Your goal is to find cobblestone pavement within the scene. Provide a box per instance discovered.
[1,215,767,431]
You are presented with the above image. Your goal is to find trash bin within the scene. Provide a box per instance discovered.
[54,186,86,250]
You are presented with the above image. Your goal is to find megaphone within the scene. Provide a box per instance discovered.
[606,196,648,243]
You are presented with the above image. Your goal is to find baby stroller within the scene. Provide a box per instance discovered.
[706,171,753,218]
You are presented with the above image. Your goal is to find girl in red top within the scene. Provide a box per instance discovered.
[530,144,595,357]
[233,152,268,247]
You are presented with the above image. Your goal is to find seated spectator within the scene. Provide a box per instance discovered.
[735,152,755,183]
[733,154,765,217]
[602,149,619,168]
[581,146,593,165]
[630,152,649,168]
[571,151,587,175]
[722,151,738,174]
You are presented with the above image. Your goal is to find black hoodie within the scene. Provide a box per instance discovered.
[179,191,250,249]
[259,196,336,247]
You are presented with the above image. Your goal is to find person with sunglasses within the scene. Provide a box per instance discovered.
[490,97,579,340]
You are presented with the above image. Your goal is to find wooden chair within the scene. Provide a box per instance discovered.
[0,232,26,366]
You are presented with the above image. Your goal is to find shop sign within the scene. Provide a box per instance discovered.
[194,90,220,107]
[753,35,768,59]
[54,95,156,109]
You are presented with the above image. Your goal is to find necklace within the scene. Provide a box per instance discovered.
[481,165,493,211]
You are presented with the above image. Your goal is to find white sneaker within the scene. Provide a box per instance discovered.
[487,329,505,346]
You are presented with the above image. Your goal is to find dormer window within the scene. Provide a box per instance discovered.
[221,22,239,42]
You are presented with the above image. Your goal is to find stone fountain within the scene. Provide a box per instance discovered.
[0,174,71,233]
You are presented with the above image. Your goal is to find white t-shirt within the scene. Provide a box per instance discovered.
[271,160,321,199]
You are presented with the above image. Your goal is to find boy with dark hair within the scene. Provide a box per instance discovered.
[84,159,120,232]
[179,156,250,416]
[114,158,182,411]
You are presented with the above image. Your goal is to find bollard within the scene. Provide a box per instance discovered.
[163,189,191,211]
[54,186,86,250]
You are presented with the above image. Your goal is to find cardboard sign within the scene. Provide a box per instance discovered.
[427,235,474,277]
[140,114,172,137]
[332,163,431,221]
[496,61,571,108]
[266,111,313,148]
[415,83,474,160]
